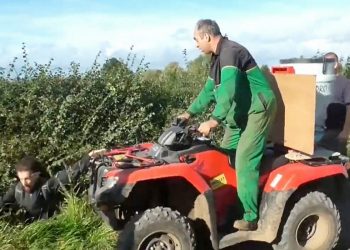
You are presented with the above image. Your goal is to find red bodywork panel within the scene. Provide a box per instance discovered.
[104,143,347,227]
[264,162,347,192]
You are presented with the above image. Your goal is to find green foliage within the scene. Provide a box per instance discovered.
[343,57,350,81]
[0,48,210,193]
[140,53,210,123]
[0,49,181,191]
[0,47,210,248]
[0,195,116,249]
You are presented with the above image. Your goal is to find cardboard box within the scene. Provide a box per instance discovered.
[268,74,316,155]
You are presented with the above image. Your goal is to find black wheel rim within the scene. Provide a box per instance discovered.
[139,232,181,250]
[295,213,332,249]
[297,215,318,245]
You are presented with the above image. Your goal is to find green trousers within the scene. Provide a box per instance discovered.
[221,96,277,222]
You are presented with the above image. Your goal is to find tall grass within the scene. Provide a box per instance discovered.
[0,194,116,250]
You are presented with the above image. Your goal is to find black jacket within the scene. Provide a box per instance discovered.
[0,155,91,221]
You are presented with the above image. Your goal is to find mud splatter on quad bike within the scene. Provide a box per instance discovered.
[89,121,349,250]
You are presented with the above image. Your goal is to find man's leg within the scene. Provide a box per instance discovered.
[234,104,276,230]
[220,126,241,166]
[220,126,241,150]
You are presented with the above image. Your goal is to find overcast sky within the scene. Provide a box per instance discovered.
[1,0,349,70]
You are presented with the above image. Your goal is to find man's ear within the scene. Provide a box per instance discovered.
[31,172,41,178]
[204,33,211,42]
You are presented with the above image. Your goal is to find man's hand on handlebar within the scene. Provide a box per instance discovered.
[175,112,191,127]
[198,119,218,137]
[177,112,191,121]
[88,149,107,159]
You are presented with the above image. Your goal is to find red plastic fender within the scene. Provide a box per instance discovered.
[105,163,211,194]
[264,162,348,192]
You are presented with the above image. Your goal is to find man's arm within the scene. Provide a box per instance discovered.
[198,49,241,136]
[0,184,17,210]
[187,78,215,116]
[211,48,240,123]
[339,106,350,139]
[339,79,350,139]
[211,66,239,122]
[45,150,106,193]
[54,154,92,187]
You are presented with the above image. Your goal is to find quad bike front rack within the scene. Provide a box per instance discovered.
[104,145,164,168]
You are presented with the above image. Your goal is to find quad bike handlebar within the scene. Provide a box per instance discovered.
[172,118,211,142]
[171,120,211,146]
[172,117,188,127]
[88,120,213,175]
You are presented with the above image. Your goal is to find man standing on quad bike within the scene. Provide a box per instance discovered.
[0,149,105,222]
[178,19,276,231]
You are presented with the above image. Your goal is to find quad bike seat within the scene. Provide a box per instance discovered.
[284,146,349,166]
[227,148,290,175]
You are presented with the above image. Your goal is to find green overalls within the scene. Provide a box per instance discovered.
[188,37,277,222]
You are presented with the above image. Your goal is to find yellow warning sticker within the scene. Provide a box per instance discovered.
[210,174,227,190]
[113,155,126,161]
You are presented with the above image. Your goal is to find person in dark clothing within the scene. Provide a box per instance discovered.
[318,52,350,155]
[319,103,348,155]
[0,149,106,222]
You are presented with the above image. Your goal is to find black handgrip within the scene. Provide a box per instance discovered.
[172,118,188,127]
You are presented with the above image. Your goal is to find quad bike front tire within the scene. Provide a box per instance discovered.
[117,206,196,250]
[276,191,341,250]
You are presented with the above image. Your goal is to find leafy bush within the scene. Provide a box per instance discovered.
[0,48,209,248]
[0,49,177,191]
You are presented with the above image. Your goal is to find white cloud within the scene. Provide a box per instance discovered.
[0,13,198,69]
[0,3,350,70]
[215,8,350,66]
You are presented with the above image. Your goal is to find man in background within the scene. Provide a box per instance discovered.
[318,52,350,155]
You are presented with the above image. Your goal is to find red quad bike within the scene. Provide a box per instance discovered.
[88,121,349,250]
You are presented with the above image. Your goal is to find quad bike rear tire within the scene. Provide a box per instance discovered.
[117,206,196,250]
[276,191,341,250]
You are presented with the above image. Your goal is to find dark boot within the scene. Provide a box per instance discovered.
[233,219,258,231]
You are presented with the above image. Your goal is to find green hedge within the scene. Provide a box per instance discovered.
[0,52,208,191]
